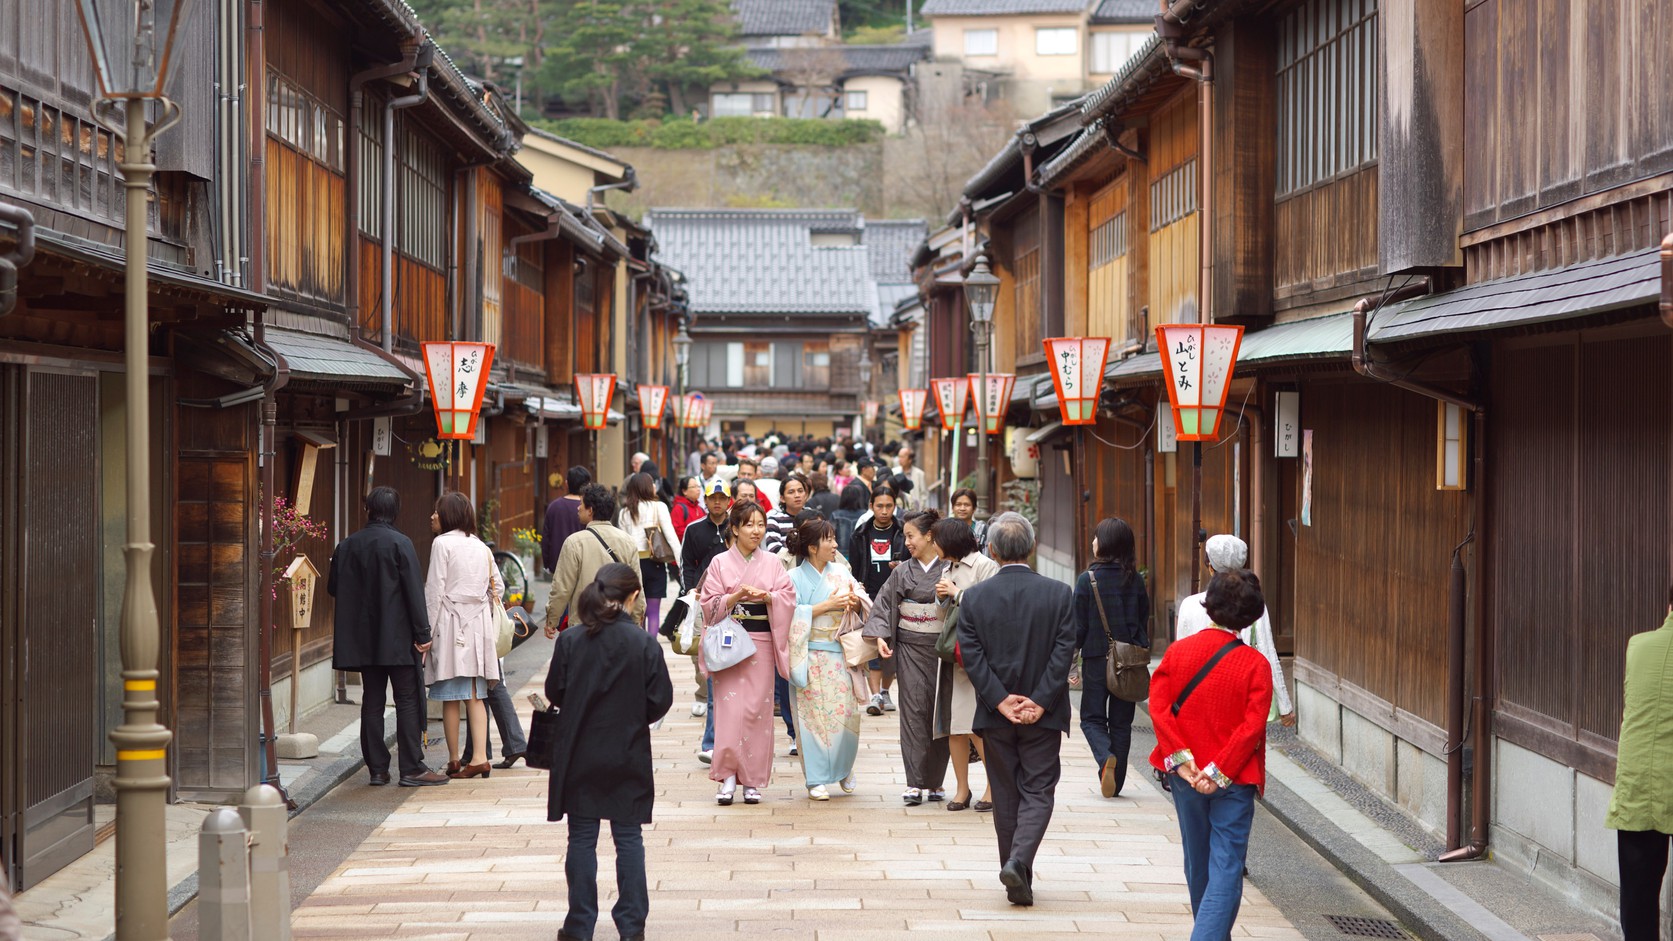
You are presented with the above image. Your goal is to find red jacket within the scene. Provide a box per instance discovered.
[1148,629,1273,791]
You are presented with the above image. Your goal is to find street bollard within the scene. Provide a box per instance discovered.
[239,784,292,941]
[198,808,252,941]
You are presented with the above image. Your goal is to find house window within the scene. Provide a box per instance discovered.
[1090,30,1148,73]
[1149,159,1197,231]
[803,342,831,388]
[711,92,776,118]
[845,90,869,112]
[744,342,773,387]
[1035,27,1078,56]
[1091,210,1127,268]
[1013,205,1042,357]
[964,28,999,56]
[397,127,447,269]
[266,71,344,172]
[1276,0,1379,196]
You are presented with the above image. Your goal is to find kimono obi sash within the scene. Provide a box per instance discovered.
[808,639,844,654]
[733,601,772,632]
[898,600,942,634]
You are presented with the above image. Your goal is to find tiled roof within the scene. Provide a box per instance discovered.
[865,220,929,282]
[648,209,874,315]
[262,327,414,384]
[746,44,929,78]
[732,0,836,37]
[1091,0,1155,23]
[921,0,1090,15]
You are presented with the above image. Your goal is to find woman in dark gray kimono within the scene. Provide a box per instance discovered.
[546,563,675,941]
[863,509,950,805]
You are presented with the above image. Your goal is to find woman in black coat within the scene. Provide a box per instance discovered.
[1073,517,1150,799]
[546,563,674,941]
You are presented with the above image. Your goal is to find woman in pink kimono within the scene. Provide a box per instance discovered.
[425,491,504,780]
[699,499,795,806]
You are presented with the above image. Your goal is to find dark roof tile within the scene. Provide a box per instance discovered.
[732,0,836,37]
[1091,0,1155,23]
[921,0,1090,15]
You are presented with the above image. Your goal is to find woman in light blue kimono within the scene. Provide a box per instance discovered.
[785,515,872,801]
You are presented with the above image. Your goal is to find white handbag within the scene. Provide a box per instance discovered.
[673,590,702,655]
[700,616,757,673]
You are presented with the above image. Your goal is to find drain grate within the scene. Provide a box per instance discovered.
[1325,915,1411,939]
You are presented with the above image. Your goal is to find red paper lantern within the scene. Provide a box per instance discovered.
[863,400,880,425]
[968,373,1016,436]
[679,392,706,429]
[575,373,617,432]
[1043,337,1111,426]
[637,384,669,429]
[1155,324,1244,441]
[899,388,928,431]
[932,377,969,431]
[422,341,496,440]
[699,396,714,426]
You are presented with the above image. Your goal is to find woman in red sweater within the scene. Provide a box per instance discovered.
[1148,569,1274,941]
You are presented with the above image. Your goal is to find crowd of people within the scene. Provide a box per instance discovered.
[325,429,1303,941]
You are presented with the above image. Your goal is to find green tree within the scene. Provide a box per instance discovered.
[543,1,647,119]
[640,0,761,115]
[410,0,554,115]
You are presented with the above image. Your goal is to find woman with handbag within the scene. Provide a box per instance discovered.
[785,516,870,801]
[1073,517,1151,798]
[862,509,951,806]
[544,563,674,941]
[425,491,504,780]
[930,517,1000,812]
[698,499,796,806]
[618,472,682,635]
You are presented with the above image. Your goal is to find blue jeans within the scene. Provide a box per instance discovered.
[1170,777,1256,941]
[561,817,647,940]
[464,674,527,759]
[775,673,796,741]
[1079,657,1136,787]
[702,679,715,752]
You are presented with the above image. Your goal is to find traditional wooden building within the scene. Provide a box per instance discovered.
[912,0,1673,925]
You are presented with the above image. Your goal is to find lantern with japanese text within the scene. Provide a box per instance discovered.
[575,373,617,432]
[422,341,496,440]
[899,388,928,431]
[1155,324,1244,440]
[699,396,714,426]
[679,392,705,428]
[863,400,880,425]
[968,373,1016,436]
[932,377,968,431]
[637,384,669,429]
[1043,337,1111,425]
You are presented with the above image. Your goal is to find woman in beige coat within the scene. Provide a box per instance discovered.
[426,491,504,780]
[931,516,1000,812]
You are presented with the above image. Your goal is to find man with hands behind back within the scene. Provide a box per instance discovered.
[954,512,1077,907]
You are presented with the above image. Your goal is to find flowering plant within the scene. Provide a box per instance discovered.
[511,526,540,557]
[270,496,328,598]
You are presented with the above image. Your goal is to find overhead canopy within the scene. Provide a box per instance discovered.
[1368,247,1661,343]
[260,326,414,385]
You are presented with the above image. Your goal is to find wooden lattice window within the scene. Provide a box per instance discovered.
[1276,0,1379,196]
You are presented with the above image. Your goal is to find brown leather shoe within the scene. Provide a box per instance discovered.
[399,771,450,787]
[449,761,491,780]
[445,759,462,776]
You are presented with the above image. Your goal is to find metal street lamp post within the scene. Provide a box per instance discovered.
[72,1,193,936]
[962,255,999,513]
[857,347,872,441]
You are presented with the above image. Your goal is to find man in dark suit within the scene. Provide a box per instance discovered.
[956,512,1077,907]
[327,487,449,787]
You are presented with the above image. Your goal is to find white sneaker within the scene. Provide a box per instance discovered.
[807,785,830,801]
[789,743,799,757]
[697,749,713,764]
[880,690,896,712]
[866,693,885,716]
[690,701,708,717]
[840,774,858,794]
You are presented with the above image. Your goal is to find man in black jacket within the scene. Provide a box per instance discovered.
[956,512,1077,906]
[328,487,448,787]
[848,485,906,713]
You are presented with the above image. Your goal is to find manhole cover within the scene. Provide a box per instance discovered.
[1325,914,1411,939]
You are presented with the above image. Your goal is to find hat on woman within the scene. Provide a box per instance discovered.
[1204,534,1249,573]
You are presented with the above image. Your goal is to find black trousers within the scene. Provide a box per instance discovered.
[981,722,1062,871]
[359,662,427,778]
[1618,829,1672,941]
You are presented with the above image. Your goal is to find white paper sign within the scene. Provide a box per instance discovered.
[1274,391,1300,458]
[371,417,392,457]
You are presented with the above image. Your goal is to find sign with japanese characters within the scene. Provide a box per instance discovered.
[968,373,1016,436]
[575,373,617,431]
[899,388,928,431]
[1155,324,1243,441]
[1043,337,1111,425]
[932,377,969,431]
[282,555,321,631]
[679,392,706,429]
[421,341,495,440]
[1274,390,1300,458]
[637,384,670,429]
[863,400,880,425]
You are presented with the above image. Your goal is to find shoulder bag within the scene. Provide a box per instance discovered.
[588,527,626,565]
[701,615,757,673]
[493,598,517,659]
[525,697,559,771]
[1089,570,1152,703]
[934,599,961,663]
[1170,635,1247,717]
[647,505,678,565]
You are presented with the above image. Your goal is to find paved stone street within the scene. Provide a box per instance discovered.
[286,646,1306,941]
